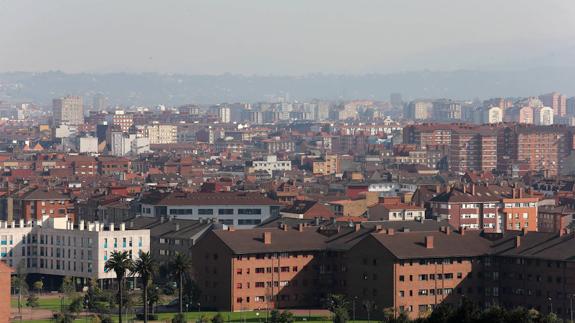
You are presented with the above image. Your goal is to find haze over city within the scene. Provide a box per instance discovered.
[2,2,575,323]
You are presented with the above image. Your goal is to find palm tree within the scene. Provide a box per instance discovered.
[133,252,157,323]
[105,250,134,323]
[170,252,192,314]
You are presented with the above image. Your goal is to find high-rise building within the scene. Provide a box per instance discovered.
[567,97,575,116]
[432,100,462,121]
[53,96,84,126]
[449,128,497,173]
[92,93,107,111]
[144,124,178,144]
[539,92,567,116]
[405,100,432,120]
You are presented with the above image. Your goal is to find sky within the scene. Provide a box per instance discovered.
[1,0,575,75]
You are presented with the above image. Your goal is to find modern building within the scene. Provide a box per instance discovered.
[539,92,567,117]
[139,192,282,228]
[0,217,150,288]
[144,124,178,144]
[405,101,432,120]
[79,136,99,154]
[246,156,292,175]
[449,128,497,173]
[53,96,84,126]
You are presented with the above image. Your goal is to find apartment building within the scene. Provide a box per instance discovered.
[539,92,567,117]
[498,125,572,177]
[53,96,84,126]
[192,223,575,321]
[0,217,150,287]
[246,155,292,175]
[449,128,497,173]
[312,154,339,176]
[139,192,282,228]
[430,185,537,233]
[144,124,178,144]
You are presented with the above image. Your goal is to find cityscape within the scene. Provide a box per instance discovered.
[1,1,575,323]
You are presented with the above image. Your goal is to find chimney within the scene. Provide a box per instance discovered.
[425,235,434,249]
[471,185,476,196]
[160,216,165,224]
[521,227,528,236]
[130,221,134,229]
[375,225,383,232]
[435,184,442,194]
[79,220,85,231]
[263,232,272,244]
[515,235,521,248]
[175,223,180,231]
[463,185,467,194]
[120,223,126,231]
[560,228,569,237]
[109,223,114,232]
[512,188,517,199]
[445,226,452,235]
[387,228,395,235]
[283,224,289,231]
[228,226,235,232]
[298,223,304,232]
[314,217,321,226]
[354,223,361,232]
[518,188,523,199]
[459,226,465,235]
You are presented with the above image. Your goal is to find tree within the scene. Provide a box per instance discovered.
[61,276,76,299]
[33,280,44,294]
[170,252,192,314]
[450,297,479,323]
[172,313,187,323]
[212,313,224,323]
[324,295,349,323]
[26,293,39,308]
[146,285,161,315]
[104,250,134,323]
[68,296,84,315]
[12,260,28,315]
[133,251,157,323]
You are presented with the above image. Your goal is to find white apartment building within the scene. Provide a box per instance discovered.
[79,136,99,154]
[140,192,281,228]
[0,217,150,285]
[246,155,292,175]
[144,124,178,144]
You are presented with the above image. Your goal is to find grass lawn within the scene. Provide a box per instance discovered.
[11,295,71,311]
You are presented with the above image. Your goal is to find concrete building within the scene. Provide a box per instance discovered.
[111,111,134,133]
[79,136,99,154]
[449,128,497,173]
[140,192,282,228]
[534,106,554,125]
[0,217,150,287]
[482,106,503,124]
[246,156,292,175]
[432,100,462,121]
[144,124,178,144]
[539,92,567,117]
[405,101,432,120]
[53,96,84,126]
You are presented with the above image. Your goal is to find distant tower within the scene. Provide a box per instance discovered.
[390,93,403,108]
[93,93,107,111]
[53,96,84,126]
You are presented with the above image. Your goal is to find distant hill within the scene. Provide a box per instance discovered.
[1,67,574,106]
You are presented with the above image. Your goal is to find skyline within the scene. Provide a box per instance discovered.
[1,0,575,75]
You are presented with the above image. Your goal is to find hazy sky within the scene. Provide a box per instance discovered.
[1,0,575,75]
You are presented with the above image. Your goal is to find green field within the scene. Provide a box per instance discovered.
[11,295,346,323]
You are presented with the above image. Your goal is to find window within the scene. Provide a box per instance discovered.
[238,219,262,225]
[238,209,262,215]
[198,209,213,215]
[218,209,234,215]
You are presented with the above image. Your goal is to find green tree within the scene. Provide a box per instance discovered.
[61,276,76,299]
[212,313,224,323]
[68,296,84,314]
[104,250,134,323]
[172,313,187,323]
[147,285,161,315]
[12,260,28,315]
[33,280,44,294]
[54,312,75,323]
[324,294,349,323]
[26,293,39,308]
[476,306,507,323]
[171,252,193,314]
[449,297,479,323]
[133,251,157,323]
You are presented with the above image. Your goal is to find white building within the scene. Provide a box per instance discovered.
[0,217,150,284]
[79,136,99,154]
[110,131,133,156]
[483,106,503,124]
[246,155,292,175]
[534,106,554,125]
[144,124,178,144]
[140,192,282,228]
